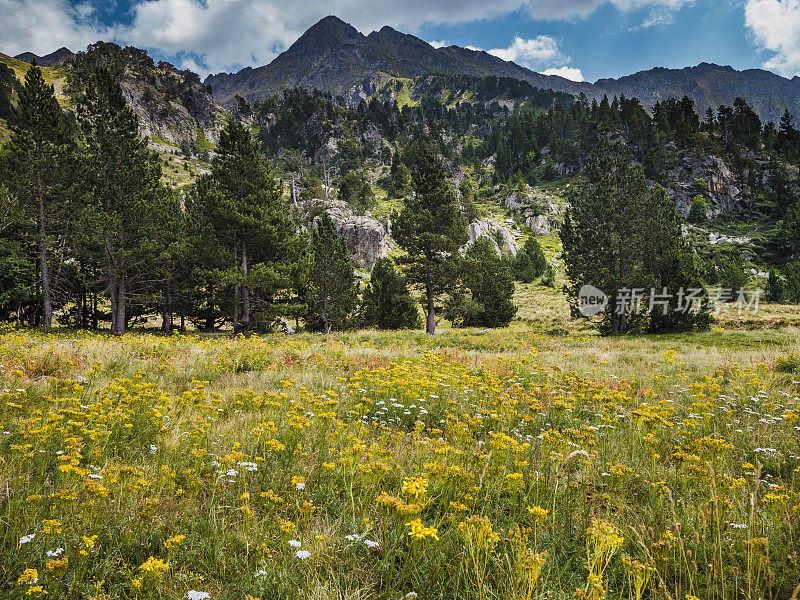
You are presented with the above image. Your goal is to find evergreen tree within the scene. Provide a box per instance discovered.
[513,237,547,283]
[0,238,35,322]
[644,185,712,333]
[766,269,786,303]
[3,63,70,327]
[561,142,709,334]
[193,120,298,331]
[394,143,468,334]
[458,238,517,327]
[77,67,176,335]
[299,170,324,200]
[363,258,420,330]
[388,154,412,198]
[784,262,800,304]
[776,203,800,261]
[307,213,357,333]
[338,171,374,213]
[778,109,799,158]
[688,195,709,224]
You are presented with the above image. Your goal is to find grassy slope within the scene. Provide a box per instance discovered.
[0,53,72,109]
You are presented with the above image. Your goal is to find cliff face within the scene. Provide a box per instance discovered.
[66,43,226,151]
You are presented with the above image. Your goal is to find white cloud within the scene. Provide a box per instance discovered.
[487,35,583,81]
[541,65,585,81]
[745,0,800,77]
[525,0,693,24]
[0,0,112,56]
[488,35,564,67]
[429,40,448,48]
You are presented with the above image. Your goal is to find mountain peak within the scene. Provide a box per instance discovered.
[285,15,364,54]
[303,15,359,37]
[14,46,74,67]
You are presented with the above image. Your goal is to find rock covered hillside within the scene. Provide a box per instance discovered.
[67,43,227,151]
[8,42,227,152]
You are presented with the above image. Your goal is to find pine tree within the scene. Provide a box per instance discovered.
[363,258,420,330]
[561,142,709,335]
[777,203,800,261]
[388,153,412,198]
[307,213,357,333]
[513,237,547,283]
[459,238,517,327]
[77,67,175,335]
[3,63,70,327]
[338,171,374,213]
[778,109,799,158]
[193,120,298,331]
[644,185,712,333]
[394,143,468,334]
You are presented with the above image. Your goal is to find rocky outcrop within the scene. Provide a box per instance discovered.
[708,232,752,245]
[667,152,742,217]
[465,218,520,257]
[527,215,551,235]
[504,188,561,234]
[67,43,225,152]
[304,200,390,270]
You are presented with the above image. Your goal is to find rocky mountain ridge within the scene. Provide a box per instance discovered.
[204,16,591,107]
[10,43,226,151]
[14,47,75,67]
[204,16,800,124]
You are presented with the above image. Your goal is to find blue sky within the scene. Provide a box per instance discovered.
[3,0,799,82]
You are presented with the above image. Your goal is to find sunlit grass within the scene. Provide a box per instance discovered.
[1,323,799,599]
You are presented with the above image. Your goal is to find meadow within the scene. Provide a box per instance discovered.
[1,320,799,600]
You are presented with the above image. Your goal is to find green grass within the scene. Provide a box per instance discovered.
[0,53,72,109]
[194,128,215,153]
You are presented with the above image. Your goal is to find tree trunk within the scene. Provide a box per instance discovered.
[114,275,126,335]
[75,284,83,329]
[162,286,172,334]
[320,300,330,334]
[425,284,436,335]
[242,239,250,326]
[232,232,239,333]
[106,244,118,334]
[37,172,52,327]
[205,283,215,331]
[92,293,98,330]
[81,282,88,329]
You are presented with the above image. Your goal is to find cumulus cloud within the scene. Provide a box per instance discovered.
[745,0,800,77]
[488,35,564,67]
[487,35,583,82]
[0,0,112,56]
[541,65,585,80]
